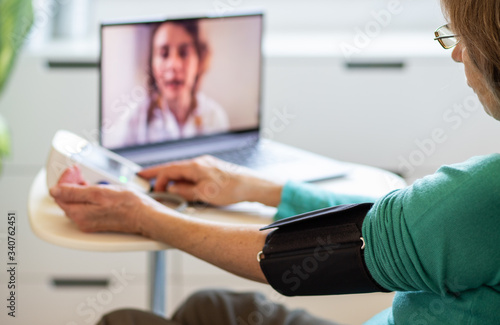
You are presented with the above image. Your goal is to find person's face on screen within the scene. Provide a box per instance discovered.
[152,23,200,107]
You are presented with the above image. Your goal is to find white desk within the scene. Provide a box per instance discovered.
[28,165,405,316]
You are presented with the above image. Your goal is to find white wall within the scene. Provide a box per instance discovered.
[89,0,445,34]
[29,0,446,43]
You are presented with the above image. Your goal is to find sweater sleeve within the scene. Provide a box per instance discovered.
[363,154,500,294]
[274,180,377,221]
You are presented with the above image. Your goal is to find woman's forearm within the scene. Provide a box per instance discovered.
[244,175,283,207]
[140,207,270,283]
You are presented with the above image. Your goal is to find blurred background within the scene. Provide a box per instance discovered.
[1,0,499,324]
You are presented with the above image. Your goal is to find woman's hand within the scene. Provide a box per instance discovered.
[49,166,165,234]
[138,155,283,207]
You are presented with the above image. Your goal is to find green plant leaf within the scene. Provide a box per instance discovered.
[0,114,10,157]
[0,0,34,96]
[0,0,33,172]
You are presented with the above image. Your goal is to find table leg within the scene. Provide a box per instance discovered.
[149,250,166,316]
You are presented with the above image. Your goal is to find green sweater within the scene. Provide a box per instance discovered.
[275,154,500,325]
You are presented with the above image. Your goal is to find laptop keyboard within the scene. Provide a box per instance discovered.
[142,144,296,169]
[214,145,295,168]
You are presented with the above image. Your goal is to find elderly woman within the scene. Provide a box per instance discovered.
[51,0,499,324]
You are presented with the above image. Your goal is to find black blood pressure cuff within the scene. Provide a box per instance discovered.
[258,203,390,296]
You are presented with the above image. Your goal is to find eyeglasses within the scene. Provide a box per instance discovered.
[434,24,460,49]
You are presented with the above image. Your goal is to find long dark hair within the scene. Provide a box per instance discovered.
[146,19,210,124]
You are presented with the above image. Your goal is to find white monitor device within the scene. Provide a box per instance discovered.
[46,130,150,192]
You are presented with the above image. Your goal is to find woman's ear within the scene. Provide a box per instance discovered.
[452,42,464,63]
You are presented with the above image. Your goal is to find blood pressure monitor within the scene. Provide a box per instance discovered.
[46,130,150,192]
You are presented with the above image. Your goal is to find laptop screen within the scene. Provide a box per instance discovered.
[100,13,262,150]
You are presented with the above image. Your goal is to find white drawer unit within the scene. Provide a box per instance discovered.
[262,55,500,181]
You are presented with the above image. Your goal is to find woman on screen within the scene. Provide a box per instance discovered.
[125,19,229,146]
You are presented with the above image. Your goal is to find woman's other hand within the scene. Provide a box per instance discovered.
[49,165,165,234]
[138,155,283,207]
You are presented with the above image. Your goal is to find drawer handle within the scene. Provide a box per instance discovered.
[345,62,405,70]
[51,278,109,288]
[46,61,99,69]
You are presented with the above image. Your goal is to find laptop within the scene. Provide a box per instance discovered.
[99,12,349,182]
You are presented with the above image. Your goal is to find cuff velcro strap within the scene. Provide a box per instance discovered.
[259,203,390,296]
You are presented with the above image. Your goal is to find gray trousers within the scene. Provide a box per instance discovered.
[96,290,339,325]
